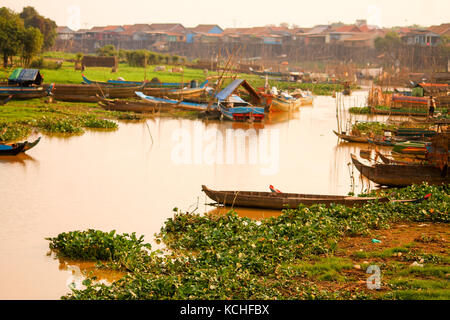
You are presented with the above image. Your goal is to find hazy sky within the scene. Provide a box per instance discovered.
[2,0,449,30]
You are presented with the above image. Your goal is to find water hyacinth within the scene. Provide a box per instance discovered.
[48,183,449,300]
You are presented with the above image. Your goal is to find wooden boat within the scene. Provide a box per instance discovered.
[201,185,389,210]
[0,143,26,155]
[333,130,369,143]
[375,150,424,165]
[135,92,211,111]
[270,96,302,112]
[218,99,264,122]
[216,79,264,122]
[0,83,54,99]
[392,141,429,155]
[53,84,144,102]
[142,85,207,100]
[368,137,395,146]
[409,117,450,125]
[2,137,41,154]
[82,74,191,88]
[351,153,449,186]
[23,137,41,152]
[98,97,166,113]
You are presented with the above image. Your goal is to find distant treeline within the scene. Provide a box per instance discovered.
[95,45,186,67]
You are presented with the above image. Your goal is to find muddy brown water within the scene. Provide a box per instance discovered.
[0,91,397,299]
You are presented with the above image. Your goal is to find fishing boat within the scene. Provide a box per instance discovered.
[201,185,389,210]
[0,143,26,155]
[333,130,369,143]
[22,137,41,152]
[392,141,429,155]
[0,83,54,99]
[82,74,191,88]
[351,153,449,186]
[135,92,211,111]
[270,95,303,112]
[52,84,144,102]
[216,79,264,122]
[1,137,41,154]
[0,68,54,99]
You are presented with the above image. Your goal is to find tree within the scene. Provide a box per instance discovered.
[0,7,24,67]
[21,27,44,66]
[20,6,57,50]
[96,44,117,57]
[374,31,403,65]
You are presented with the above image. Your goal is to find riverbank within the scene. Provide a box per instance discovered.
[46,183,449,300]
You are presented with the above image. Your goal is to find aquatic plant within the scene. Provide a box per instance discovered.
[79,115,118,130]
[47,183,449,300]
[37,117,84,134]
[349,106,371,114]
[0,121,32,141]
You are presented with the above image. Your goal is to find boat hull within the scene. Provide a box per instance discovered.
[270,97,302,112]
[333,130,369,143]
[351,153,449,187]
[202,185,388,210]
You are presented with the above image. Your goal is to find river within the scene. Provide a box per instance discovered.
[0,90,393,299]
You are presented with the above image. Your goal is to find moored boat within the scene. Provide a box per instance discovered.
[0,84,54,99]
[351,153,449,186]
[216,79,264,122]
[201,185,389,210]
[135,92,211,111]
[52,84,144,102]
[270,95,302,112]
[0,143,26,156]
[333,130,369,143]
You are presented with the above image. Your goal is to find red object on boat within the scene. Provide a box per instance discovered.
[269,185,282,193]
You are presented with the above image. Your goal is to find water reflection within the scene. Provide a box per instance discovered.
[57,256,125,288]
[206,205,282,220]
[0,153,38,167]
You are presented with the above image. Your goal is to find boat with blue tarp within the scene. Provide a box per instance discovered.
[215,79,264,122]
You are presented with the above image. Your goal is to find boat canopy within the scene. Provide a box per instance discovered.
[8,68,43,86]
[215,79,261,104]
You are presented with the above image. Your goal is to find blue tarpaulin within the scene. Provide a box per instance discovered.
[216,79,245,101]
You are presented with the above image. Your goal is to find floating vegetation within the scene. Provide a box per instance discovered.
[352,121,397,135]
[47,183,449,300]
[0,122,32,142]
[37,117,84,134]
[79,115,118,130]
[349,106,371,114]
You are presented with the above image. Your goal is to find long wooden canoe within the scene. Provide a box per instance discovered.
[201,185,389,210]
[0,84,54,99]
[351,153,449,186]
[53,84,144,102]
[333,130,369,143]
[142,86,207,100]
[98,96,172,113]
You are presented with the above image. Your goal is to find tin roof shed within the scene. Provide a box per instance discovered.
[8,68,43,86]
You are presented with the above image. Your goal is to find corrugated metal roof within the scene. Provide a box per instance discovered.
[8,68,42,85]
[215,79,245,100]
